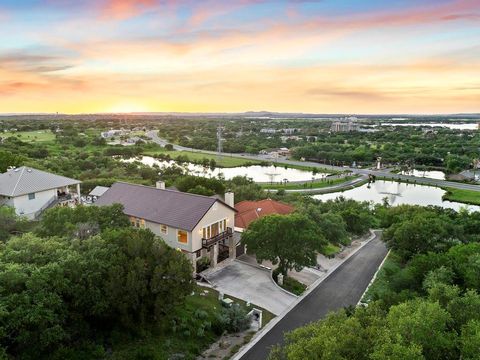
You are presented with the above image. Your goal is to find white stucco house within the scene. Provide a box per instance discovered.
[0,167,81,219]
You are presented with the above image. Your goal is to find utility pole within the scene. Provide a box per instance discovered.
[473,158,479,182]
[217,124,223,158]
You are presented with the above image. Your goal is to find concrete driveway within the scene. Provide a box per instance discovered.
[205,260,296,315]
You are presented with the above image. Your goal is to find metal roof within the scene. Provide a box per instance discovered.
[0,167,81,197]
[88,186,110,197]
[96,182,236,231]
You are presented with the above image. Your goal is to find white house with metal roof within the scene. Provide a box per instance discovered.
[0,167,81,219]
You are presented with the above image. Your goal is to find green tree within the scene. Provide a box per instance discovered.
[227,176,265,202]
[268,307,381,360]
[447,290,480,331]
[187,184,215,196]
[384,300,455,359]
[241,214,325,275]
[459,320,480,360]
[447,243,480,291]
[0,206,30,241]
[370,336,424,360]
[0,150,25,172]
[383,212,459,261]
[299,204,349,245]
[37,204,130,238]
[0,226,194,358]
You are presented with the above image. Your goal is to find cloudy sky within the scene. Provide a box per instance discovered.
[0,0,479,114]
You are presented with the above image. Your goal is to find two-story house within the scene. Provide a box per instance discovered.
[0,167,81,219]
[96,181,237,272]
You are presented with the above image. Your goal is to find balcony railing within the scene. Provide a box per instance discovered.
[202,227,233,248]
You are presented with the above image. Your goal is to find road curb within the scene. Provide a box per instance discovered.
[357,249,391,306]
[231,229,379,360]
[268,270,300,298]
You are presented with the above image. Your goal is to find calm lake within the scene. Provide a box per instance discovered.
[125,156,330,183]
[381,122,478,130]
[313,180,479,212]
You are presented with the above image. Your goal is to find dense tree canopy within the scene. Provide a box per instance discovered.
[269,204,480,360]
[0,206,195,359]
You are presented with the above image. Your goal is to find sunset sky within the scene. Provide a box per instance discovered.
[0,0,479,114]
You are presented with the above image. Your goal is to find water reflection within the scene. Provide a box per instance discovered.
[381,123,478,130]
[313,180,479,212]
[124,156,330,183]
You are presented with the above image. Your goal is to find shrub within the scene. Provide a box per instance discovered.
[215,305,251,333]
[196,257,211,273]
[273,269,307,295]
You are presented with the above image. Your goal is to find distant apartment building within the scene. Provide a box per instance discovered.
[282,128,298,135]
[330,117,360,132]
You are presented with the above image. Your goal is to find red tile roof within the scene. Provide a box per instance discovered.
[235,199,295,229]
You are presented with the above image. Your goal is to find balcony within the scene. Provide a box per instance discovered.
[202,227,233,248]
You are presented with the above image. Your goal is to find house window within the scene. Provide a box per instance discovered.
[160,224,168,234]
[28,193,36,200]
[130,217,145,228]
[177,230,188,244]
[202,219,227,239]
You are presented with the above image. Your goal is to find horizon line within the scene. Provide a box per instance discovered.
[0,111,479,117]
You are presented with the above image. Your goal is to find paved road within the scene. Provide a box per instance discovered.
[236,233,388,360]
[146,131,480,192]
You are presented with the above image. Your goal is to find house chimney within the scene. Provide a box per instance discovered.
[156,181,165,190]
[224,191,234,207]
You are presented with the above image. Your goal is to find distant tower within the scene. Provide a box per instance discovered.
[217,124,223,157]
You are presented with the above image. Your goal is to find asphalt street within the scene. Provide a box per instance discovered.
[237,233,388,360]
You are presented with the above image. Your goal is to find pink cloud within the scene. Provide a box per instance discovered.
[100,0,158,19]
[304,0,480,31]
[187,1,265,27]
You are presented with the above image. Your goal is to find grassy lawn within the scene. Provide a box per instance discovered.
[143,148,263,168]
[321,243,341,257]
[442,187,480,206]
[1,130,55,142]
[273,162,335,174]
[110,286,275,360]
[261,175,358,190]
